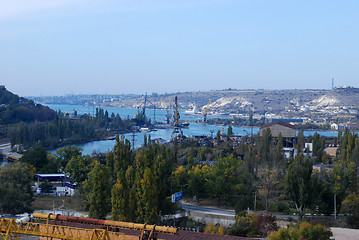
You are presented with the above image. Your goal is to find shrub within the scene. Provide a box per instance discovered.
[229,214,252,236]
[229,213,277,238]
[204,223,224,235]
[268,222,332,240]
[268,227,299,240]
[298,222,332,240]
[341,192,359,228]
[253,214,278,237]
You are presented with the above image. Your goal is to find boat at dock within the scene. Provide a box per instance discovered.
[184,107,200,115]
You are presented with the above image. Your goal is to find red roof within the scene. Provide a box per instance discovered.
[260,121,295,130]
[113,228,258,240]
[158,231,258,240]
[49,220,256,240]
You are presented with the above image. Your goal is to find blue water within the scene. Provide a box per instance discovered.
[46,104,340,155]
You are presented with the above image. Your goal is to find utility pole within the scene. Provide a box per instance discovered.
[334,194,337,219]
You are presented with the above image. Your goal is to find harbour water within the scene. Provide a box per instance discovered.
[46,104,340,155]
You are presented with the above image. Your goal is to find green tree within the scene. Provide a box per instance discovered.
[258,168,280,211]
[20,146,50,173]
[172,165,188,193]
[286,154,315,219]
[312,132,325,162]
[55,146,83,172]
[112,165,136,222]
[259,128,273,167]
[113,135,132,176]
[136,167,158,223]
[227,125,233,136]
[187,148,194,167]
[351,138,359,189]
[341,192,359,228]
[188,165,210,203]
[82,161,111,219]
[331,157,356,213]
[0,162,34,215]
[111,170,128,221]
[153,154,173,215]
[65,154,93,183]
[216,130,221,146]
[244,144,256,175]
[316,181,334,215]
[297,129,305,153]
[273,133,285,169]
[208,155,245,207]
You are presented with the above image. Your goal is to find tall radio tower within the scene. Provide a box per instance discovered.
[332,78,335,89]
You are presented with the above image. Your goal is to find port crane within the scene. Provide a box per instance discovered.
[147,99,157,124]
[142,92,148,116]
[170,98,177,125]
[171,96,183,138]
[202,99,212,122]
[161,98,172,124]
[134,93,148,118]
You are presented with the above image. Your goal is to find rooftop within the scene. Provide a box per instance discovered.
[260,121,296,130]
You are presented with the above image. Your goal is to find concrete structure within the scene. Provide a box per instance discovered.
[325,147,338,158]
[313,163,333,172]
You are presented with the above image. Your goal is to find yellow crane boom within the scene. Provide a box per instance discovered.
[33,213,177,234]
[0,218,158,240]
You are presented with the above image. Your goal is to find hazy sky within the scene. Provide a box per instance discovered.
[1,0,358,96]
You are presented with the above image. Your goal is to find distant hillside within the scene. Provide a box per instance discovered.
[304,87,359,115]
[30,87,359,119]
[103,88,359,117]
[0,85,56,124]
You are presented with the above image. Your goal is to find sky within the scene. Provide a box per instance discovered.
[0,0,358,96]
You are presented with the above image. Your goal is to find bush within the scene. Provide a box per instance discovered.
[268,227,299,240]
[228,213,277,238]
[341,193,359,228]
[268,222,332,240]
[252,214,278,237]
[271,201,291,214]
[204,223,224,235]
[228,214,252,236]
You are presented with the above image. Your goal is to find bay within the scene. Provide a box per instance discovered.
[46,104,340,155]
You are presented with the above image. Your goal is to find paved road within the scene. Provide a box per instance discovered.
[179,202,235,217]
[179,202,317,221]
[331,227,359,240]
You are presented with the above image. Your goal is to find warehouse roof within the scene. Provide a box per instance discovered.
[35,174,71,181]
[260,121,296,129]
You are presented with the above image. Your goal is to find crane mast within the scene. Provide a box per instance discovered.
[147,99,156,123]
[202,99,212,122]
[171,95,183,138]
